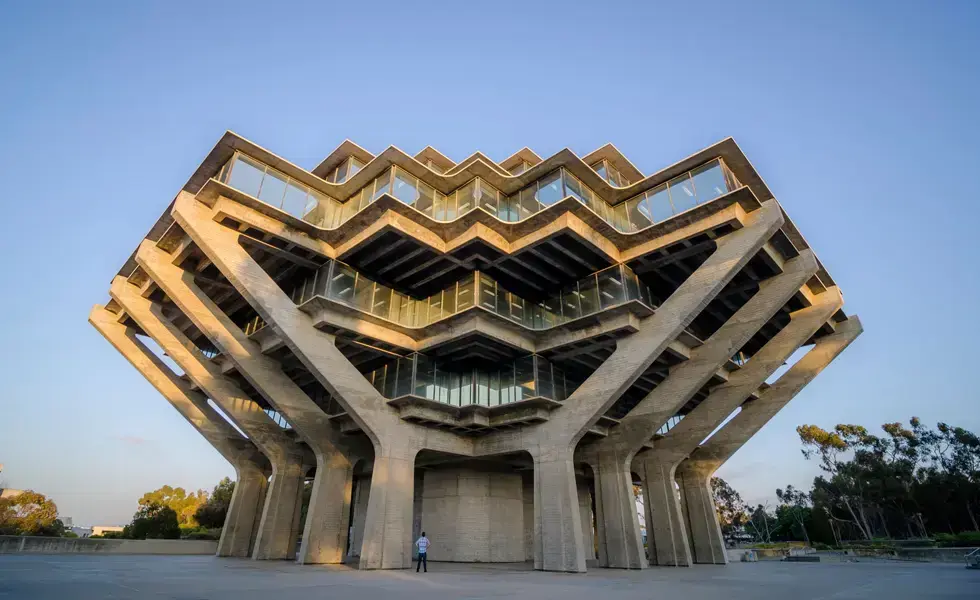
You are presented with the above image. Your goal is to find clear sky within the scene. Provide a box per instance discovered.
[1,1,978,526]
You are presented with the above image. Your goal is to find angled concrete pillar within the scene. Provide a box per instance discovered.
[583,249,817,568]
[88,305,269,558]
[108,277,308,561]
[497,201,784,571]
[677,316,863,562]
[577,478,596,560]
[136,240,358,565]
[172,192,470,569]
[641,284,842,565]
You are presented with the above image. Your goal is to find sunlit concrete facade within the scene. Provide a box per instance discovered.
[90,133,861,571]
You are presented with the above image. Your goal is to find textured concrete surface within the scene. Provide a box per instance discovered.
[0,537,217,555]
[1,555,975,599]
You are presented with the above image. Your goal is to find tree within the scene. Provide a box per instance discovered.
[124,503,180,540]
[776,485,811,544]
[0,491,60,536]
[746,504,774,543]
[194,478,235,529]
[710,477,747,545]
[138,485,208,527]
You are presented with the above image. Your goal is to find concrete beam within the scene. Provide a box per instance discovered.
[136,239,362,565]
[88,305,269,559]
[676,316,863,564]
[583,249,816,568]
[640,286,842,566]
[172,191,472,570]
[108,277,308,561]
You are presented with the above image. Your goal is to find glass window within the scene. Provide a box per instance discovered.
[428,290,445,322]
[476,371,489,406]
[392,168,419,205]
[335,161,349,184]
[281,182,309,218]
[328,262,356,304]
[456,274,475,311]
[690,160,728,205]
[598,266,626,309]
[353,273,373,312]
[562,170,591,206]
[578,275,599,316]
[257,170,288,207]
[497,196,520,222]
[415,354,435,399]
[479,274,496,310]
[553,366,566,401]
[591,161,607,180]
[611,203,631,232]
[416,181,436,216]
[456,180,477,214]
[349,157,364,178]
[645,184,674,223]
[477,179,499,215]
[371,283,391,319]
[395,356,413,397]
[519,186,539,218]
[372,169,392,200]
[459,372,473,406]
[561,286,581,320]
[536,357,554,400]
[625,195,653,231]
[624,266,641,301]
[227,155,265,197]
[508,294,525,324]
[515,356,535,400]
[667,173,697,214]
[535,171,563,206]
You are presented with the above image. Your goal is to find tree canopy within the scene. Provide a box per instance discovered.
[0,491,64,536]
[138,485,208,528]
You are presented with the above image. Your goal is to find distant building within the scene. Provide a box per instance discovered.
[91,526,124,537]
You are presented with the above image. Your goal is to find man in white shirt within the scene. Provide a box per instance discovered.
[415,531,431,573]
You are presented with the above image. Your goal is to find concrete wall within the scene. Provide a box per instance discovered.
[577,477,596,560]
[523,474,534,561]
[0,536,217,555]
[420,467,524,562]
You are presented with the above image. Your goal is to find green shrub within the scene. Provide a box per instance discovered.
[183,529,221,541]
[935,531,980,547]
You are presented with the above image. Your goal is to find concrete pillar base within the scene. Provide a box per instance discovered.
[217,462,268,557]
[637,455,691,567]
[533,451,587,573]
[592,456,645,569]
[359,452,417,569]
[677,464,728,565]
[298,460,354,564]
[252,456,305,560]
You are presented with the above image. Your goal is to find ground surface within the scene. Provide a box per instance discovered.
[0,555,976,599]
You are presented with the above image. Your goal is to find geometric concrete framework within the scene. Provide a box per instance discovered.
[88,306,271,558]
[90,132,861,571]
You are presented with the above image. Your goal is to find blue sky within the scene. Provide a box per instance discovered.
[1,1,977,525]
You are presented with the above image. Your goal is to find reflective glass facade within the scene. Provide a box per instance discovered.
[218,153,742,235]
[289,261,653,330]
[365,353,574,406]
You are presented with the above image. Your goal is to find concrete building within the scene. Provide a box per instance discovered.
[90,133,861,572]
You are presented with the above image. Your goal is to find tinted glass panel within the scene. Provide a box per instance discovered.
[535,172,563,206]
[228,156,265,196]
[667,173,697,213]
[392,169,419,205]
[258,170,287,207]
[645,185,674,222]
[281,183,309,218]
[690,160,728,204]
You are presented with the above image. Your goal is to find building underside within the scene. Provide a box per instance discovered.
[90,133,862,571]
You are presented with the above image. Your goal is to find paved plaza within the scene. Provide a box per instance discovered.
[0,555,975,599]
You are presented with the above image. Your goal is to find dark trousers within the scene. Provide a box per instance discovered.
[416,552,427,572]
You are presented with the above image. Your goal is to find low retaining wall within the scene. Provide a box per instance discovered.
[0,535,218,555]
[843,546,979,563]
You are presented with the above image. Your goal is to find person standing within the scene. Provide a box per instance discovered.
[415,531,431,573]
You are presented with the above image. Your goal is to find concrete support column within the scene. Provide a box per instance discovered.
[218,462,268,557]
[590,452,644,569]
[253,456,306,560]
[135,239,358,565]
[577,478,595,561]
[108,276,308,561]
[88,305,270,558]
[533,449,586,573]
[675,462,726,564]
[359,448,418,569]
[635,452,691,566]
